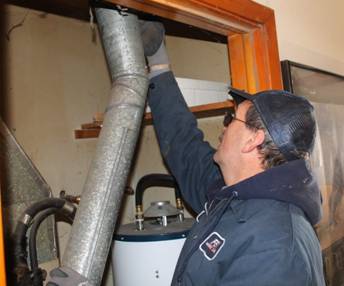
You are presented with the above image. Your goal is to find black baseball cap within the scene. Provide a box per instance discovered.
[228,88,316,162]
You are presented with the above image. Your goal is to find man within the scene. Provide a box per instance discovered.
[141,22,325,286]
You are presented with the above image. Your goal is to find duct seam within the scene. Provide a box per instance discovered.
[84,127,128,278]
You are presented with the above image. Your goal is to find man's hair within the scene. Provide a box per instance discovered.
[245,104,309,170]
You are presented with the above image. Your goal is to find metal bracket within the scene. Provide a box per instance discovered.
[89,0,129,16]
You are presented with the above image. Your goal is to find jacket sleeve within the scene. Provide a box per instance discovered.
[147,71,223,213]
[217,248,312,286]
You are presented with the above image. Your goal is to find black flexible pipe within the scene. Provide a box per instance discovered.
[135,174,182,207]
[28,206,75,274]
[14,199,66,256]
[24,198,66,217]
[13,198,67,282]
[29,207,59,285]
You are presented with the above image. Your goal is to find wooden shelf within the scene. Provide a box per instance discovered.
[75,129,101,139]
[74,100,234,139]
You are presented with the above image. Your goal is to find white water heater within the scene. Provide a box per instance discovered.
[112,174,194,286]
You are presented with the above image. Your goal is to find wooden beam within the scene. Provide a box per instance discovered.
[228,34,248,91]
[105,0,260,34]
[228,32,261,93]
[228,14,282,93]
[252,27,271,91]
[74,129,100,139]
[196,0,273,23]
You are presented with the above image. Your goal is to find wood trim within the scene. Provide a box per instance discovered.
[107,0,260,35]
[146,100,234,123]
[190,100,234,114]
[252,27,271,91]
[228,18,282,92]
[229,30,269,93]
[228,34,248,91]
[75,129,101,139]
[195,0,273,23]
[81,123,102,129]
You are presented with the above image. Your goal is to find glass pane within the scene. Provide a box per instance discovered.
[290,65,344,104]
[311,102,344,286]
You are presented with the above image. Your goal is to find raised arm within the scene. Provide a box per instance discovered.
[148,71,223,213]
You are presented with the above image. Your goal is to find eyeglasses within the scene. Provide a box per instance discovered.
[223,111,256,129]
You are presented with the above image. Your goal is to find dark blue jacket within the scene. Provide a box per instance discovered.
[148,71,325,286]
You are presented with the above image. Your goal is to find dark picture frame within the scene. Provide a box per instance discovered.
[281,60,344,102]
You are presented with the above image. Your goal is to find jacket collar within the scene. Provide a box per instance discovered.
[207,159,322,225]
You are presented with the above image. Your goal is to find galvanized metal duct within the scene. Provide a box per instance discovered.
[61,8,148,285]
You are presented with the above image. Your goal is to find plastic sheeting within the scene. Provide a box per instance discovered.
[310,102,344,286]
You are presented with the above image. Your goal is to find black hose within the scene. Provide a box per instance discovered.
[13,198,67,283]
[135,174,182,206]
[14,199,65,259]
[13,223,30,266]
[24,198,66,217]
[29,207,59,286]
[29,204,76,286]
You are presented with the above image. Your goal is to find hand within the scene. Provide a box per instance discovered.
[139,21,170,78]
[140,21,165,56]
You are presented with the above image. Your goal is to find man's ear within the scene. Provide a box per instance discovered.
[242,129,265,153]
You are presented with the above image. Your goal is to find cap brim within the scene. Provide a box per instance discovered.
[228,88,253,104]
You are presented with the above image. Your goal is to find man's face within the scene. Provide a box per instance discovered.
[213,100,254,168]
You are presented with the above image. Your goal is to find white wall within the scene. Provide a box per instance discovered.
[255,0,344,75]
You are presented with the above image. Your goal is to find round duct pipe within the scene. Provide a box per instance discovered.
[55,7,148,286]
